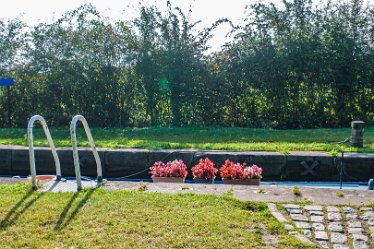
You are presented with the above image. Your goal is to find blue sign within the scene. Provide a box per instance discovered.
[0,78,14,86]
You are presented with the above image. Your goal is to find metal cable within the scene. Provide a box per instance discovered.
[330,138,361,182]
[330,138,351,144]
[81,150,194,181]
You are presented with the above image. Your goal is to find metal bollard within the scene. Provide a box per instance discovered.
[351,121,365,148]
[369,179,374,190]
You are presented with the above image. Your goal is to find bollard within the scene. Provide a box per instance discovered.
[369,179,374,190]
[351,121,365,148]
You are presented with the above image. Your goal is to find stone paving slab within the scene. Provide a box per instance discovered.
[287,209,303,214]
[346,213,359,220]
[317,240,329,249]
[348,228,362,234]
[360,207,373,211]
[311,215,324,223]
[328,222,344,232]
[290,214,308,221]
[333,244,349,249]
[312,223,325,231]
[309,210,324,216]
[295,221,311,229]
[347,221,362,228]
[305,205,323,211]
[330,232,347,244]
[327,206,340,212]
[352,240,370,249]
[328,212,342,221]
[283,204,300,209]
[343,207,356,213]
[315,231,329,240]
[362,211,374,220]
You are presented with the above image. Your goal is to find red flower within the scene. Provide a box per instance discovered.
[191,158,218,180]
[219,160,245,180]
[219,160,263,180]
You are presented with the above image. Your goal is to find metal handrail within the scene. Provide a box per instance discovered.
[70,115,103,191]
[28,115,61,190]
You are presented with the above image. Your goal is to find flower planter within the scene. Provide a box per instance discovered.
[194,178,214,184]
[152,177,186,183]
[222,178,260,185]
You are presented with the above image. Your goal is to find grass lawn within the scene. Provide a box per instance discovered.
[0,126,373,153]
[0,183,311,249]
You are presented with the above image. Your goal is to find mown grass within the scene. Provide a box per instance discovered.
[0,126,373,153]
[0,183,312,249]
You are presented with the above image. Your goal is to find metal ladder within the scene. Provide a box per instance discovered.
[28,115,61,190]
[70,115,103,191]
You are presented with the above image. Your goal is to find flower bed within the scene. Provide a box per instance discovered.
[149,158,263,185]
[149,160,188,183]
[191,158,218,184]
[220,160,262,185]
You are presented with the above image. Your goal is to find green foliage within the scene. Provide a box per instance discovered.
[257,188,265,194]
[0,0,373,129]
[293,186,302,197]
[267,220,286,235]
[137,183,148,192]
[278,234,316,249]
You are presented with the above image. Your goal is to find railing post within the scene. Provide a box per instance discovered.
[27,115,61,190]
[70,115,103,191]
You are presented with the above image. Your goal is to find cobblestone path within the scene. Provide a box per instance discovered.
[279,204,374,249]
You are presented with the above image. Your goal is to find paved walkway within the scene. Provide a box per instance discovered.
[1,177,374,205]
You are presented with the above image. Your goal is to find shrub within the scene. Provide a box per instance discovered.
[293,186,302,197]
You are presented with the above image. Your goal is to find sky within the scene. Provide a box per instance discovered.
[0,0,282,52]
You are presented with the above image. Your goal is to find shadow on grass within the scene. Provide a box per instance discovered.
[0,181,59,229]
[54,188,96,230]
[0,188,34,229]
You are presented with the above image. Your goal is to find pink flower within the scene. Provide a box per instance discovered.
[252,165,262,177]
[243,167,253,178]
[243,165,263,179]
[191,158,218,180]
[149,160,188,178]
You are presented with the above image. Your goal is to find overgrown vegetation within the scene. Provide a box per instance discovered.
[0,183,312,248]
[293,186,302,197]
[0,0,373,129]
[0,126,373,153]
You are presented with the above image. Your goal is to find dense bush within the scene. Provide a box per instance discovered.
[0,0,373,128]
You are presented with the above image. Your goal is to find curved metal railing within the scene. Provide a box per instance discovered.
[70,115,103,191]
[28,115,61,190]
